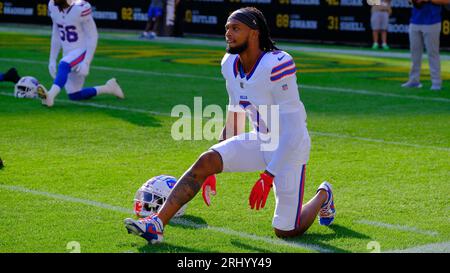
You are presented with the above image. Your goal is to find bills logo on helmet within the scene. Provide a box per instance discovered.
[166,180,176,189]
[133,175,187,218]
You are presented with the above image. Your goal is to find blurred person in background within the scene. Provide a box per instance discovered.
[140,0,164,39]
[173,0,186,37]
[370,0,392,50]
[402,0,443,91]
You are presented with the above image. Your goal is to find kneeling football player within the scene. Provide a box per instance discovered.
[124,7,336,244]
[38,0,124,107]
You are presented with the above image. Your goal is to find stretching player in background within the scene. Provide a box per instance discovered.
[0,68,20,84]
[124,7,336,244]
[38,0,124,107]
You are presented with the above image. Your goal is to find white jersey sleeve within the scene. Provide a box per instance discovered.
[78,2,98,65]
[268,52,305,115]
[265,52,310,176]
[48,1,60,63]
[49,21,62,64]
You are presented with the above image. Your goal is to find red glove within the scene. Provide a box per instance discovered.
[249,172,274,210]
[202,175,217,206]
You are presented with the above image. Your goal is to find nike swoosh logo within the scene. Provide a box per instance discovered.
[278,55,285,61]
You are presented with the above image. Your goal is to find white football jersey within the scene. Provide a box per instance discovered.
[48,0,94,56]
[221,50,307,134]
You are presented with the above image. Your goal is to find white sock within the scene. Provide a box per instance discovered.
[94,79,122,98]
[95,84,110,95]
[48,84,61,100]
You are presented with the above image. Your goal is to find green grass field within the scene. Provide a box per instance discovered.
[0,27,449,253]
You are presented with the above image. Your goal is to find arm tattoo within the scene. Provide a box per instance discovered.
[166,171,202,207]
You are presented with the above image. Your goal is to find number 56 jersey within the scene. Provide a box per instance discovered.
[48,0,95,56]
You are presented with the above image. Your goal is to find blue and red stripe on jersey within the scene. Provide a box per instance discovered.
[270,67,297,82]
[81,8,92,17]
[70,51,86,67]
[270,58,296,82]
[271,59,294,74]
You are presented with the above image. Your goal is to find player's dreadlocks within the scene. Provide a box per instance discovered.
[228,7,279,52]
[54,0,69,11]
[249,7,279,52]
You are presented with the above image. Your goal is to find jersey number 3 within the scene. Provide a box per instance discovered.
[57,25,78,43]
[239,100,269,133]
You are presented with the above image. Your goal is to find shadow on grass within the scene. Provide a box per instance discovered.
[138,242,205,253]
[134,217,370,253]
[0,95,163,128]
[168,214,208,230]
[59,96,164,128]
[106,109,162,128]
[283,224,371,253]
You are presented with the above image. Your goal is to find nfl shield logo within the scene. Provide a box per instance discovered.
[282,84,289,91]
[166,180,176,189]
[240,82,244,89]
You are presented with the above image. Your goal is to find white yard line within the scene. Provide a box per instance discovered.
[0,58,222,81]
[356,219,439,237]
[1,90,449,152]
[2,57,450,103]
[0,184,331,253]
[385,241,450,253]
[311,132,450,152]
[1,184,446,253]
[0,90,172,116]
[300,84,450,103]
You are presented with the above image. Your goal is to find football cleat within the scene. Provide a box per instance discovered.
[139,32,149,39]
[124,213,164,244]
[430,85,441,91]
[37,84,47,99]
[401,81,422,88]
[139,32,156,40]
[317,181,335,226]
[4,68,21,83]
[37,84,55,107]
[105,78,124,99]
[147,32,157,39]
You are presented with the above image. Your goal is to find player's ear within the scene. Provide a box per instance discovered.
[250,29,259,42]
